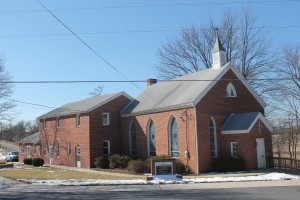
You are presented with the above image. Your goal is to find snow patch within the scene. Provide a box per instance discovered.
[17,173,299,186]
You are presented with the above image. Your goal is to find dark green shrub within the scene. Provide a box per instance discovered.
[23,158,32,165]
[108,154,131,169]
[174,159,188,174]
[212,157,245,172]
[128,159,148,173]
[94,156,109,169]
[32,158,44,167]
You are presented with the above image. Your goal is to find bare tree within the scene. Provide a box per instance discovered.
[156,8,276,95]
[272,43,300,159]
[88,85,103,97]
[0,56,14,122]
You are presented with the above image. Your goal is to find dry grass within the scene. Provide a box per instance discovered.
[0,166,144,180]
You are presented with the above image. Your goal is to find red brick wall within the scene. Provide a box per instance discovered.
[218,120,272,170]
[121,107,198,173]
[195,69,272,172]
[39,95,131,169]
[18,143,42,162]
[89,95,132,167]
[39,113,91,168]
[121,68,272,174]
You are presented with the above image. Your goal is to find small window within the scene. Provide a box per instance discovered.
[43,119,46,129]
[67,141,71,155]
[56,142,60,157]
[103,140,110,156]
[102,113,110,126]
[22,144,25,154]
[230,142,238,158]
[226,83,237,97]
[76,114,80,127]
[56,117,60,128]
[43,142,47,156]
[33,144,37,155]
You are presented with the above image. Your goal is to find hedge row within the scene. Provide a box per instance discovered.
[94,154,188,174]
[23,158,44,167]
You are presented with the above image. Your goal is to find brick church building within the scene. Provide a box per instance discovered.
[35,31,273,173]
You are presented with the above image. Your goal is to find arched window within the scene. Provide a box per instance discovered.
[169,117,179,157]
[226,83,237,97]
[129,122,137,156]
[147,119,156,156]
[209,117,218,158]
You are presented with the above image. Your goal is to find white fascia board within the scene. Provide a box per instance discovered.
[193,63,231,106]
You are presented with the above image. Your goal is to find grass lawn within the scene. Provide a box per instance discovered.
[0,166,144,180]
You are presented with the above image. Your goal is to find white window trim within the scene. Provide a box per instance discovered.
[103,140,110,156]
[43,119,46,129]
[27,146,31,158]
[56,117,60,128]
[56,142,60,157]
[22,143,25,154]
[129,122,137,156]
[210,117,218,158]
[33,144,37,155]
[230,142,238,158]
[226,82,237,98]
[102,112,110,126]
[43,142,47,156]
[147,119,156,157]
[76,114,80,127]
[168,116,179,158]
[67,141,71,155]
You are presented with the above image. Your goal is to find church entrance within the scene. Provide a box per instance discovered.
[256,138,266,168]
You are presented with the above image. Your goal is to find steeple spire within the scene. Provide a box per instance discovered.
[212,28,226,70]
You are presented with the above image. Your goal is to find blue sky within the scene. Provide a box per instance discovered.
[0,0,299,123]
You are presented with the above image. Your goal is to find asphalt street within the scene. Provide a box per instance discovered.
[1,177,300,200]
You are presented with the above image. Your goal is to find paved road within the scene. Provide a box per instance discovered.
[1,177,300,200]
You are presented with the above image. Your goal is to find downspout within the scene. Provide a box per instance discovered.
[194,108,199,174]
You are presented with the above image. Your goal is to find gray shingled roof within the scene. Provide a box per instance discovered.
[221,112,260,132]
[19,132,40,144]
[39,92,132,119]
[121,64,230,116]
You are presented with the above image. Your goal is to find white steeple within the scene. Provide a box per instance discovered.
[212,28,226,70]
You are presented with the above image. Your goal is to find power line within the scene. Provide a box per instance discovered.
[1,0,300,14]
[36,0,141,91]
[1,25,300,38]
[0,77,295,84]
[2,97,82,113]
[35,0,166,110]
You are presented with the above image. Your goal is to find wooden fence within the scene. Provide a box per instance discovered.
[268,157,300,171]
